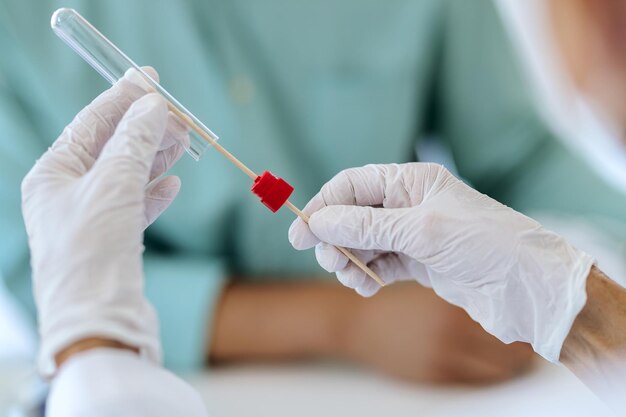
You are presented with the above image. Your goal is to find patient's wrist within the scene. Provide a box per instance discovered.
[560,266,626,373]
[209,280,359,362]
[55,337,139,368]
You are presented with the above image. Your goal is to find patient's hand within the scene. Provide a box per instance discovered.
[210,280,534,384]
[341,282,536,384]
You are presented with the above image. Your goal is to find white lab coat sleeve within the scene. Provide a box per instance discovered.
[46,348,209,417]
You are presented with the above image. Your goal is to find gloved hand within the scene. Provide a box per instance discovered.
[289,163,595,362]
[22,68,187,376]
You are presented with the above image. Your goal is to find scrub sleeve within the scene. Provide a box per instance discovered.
[144,255,226,371]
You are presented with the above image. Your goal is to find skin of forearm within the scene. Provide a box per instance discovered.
[57,281,360,369]
[208,280,535,384]
[209,280,359,363]
[561,266,626,384]
[56,338,139,368]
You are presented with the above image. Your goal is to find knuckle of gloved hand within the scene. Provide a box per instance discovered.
[291,221,321,250]
[424,162,449,177]
[149,153,166,178]
[163,114,190,148]
[287,220,303,246]
[315,243,348,272]
[120,68,156,95]
[159,131,179,151]
[150,147,182,181]
[323,168,361,204]
[170,143,186,164]
[421,163,454,187]
[105,80,146,113]
[20,163,57,198]
[20,170,37,194]
[300,193,327,220]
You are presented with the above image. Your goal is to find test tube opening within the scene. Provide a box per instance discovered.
[50,8,218,161]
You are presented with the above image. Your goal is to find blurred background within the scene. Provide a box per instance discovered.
[1,0,626,415]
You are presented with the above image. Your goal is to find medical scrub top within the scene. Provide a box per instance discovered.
[2,0,626,370]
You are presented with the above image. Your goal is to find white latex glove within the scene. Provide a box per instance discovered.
[22,68,187,376]
[289,163,595,362]
[48,348,209,417]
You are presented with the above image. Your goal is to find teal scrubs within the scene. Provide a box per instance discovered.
[2,0,626,370]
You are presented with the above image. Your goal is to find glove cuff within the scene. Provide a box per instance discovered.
[37,299,161,378]
[533,251,595,362]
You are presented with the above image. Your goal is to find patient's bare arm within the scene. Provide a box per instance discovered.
[209,280,534,384]
[209,281,351,362]
[561,266,626,392]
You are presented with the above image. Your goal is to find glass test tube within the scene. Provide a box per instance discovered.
[51,8,217,161]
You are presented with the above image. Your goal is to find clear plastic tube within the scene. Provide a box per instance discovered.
[51,8,217,160]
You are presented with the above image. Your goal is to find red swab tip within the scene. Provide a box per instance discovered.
[251,171,294,212]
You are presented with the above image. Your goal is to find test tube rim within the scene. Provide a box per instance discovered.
[50,7,219,161]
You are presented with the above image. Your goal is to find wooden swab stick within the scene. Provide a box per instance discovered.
[283,201,385,286]
[166,101,386,287]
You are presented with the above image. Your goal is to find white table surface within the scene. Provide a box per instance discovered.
[184,361,612,417]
